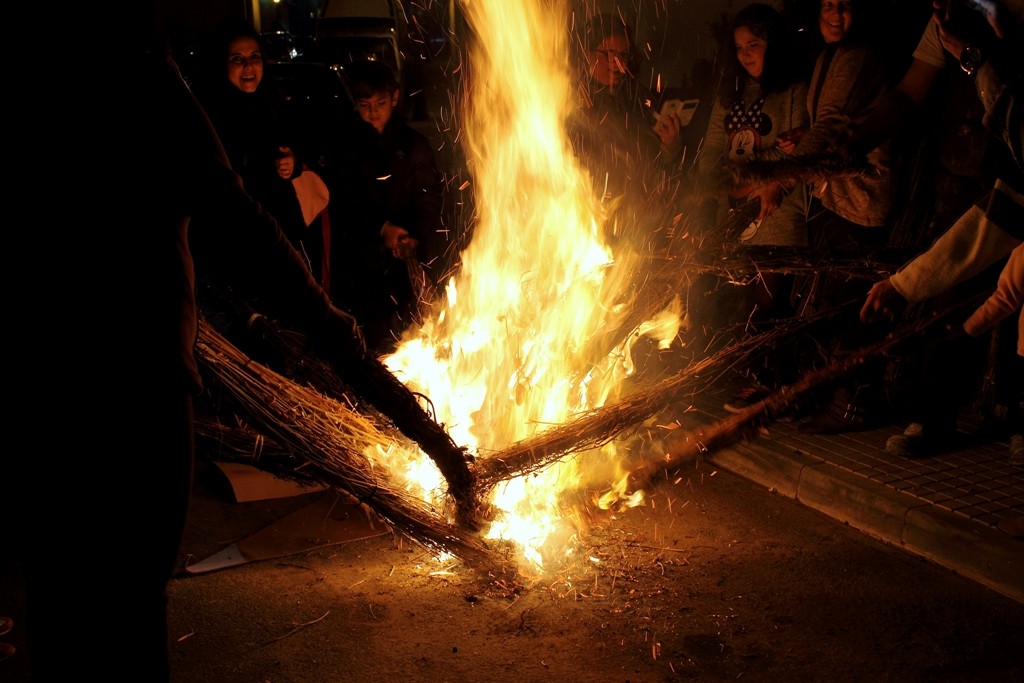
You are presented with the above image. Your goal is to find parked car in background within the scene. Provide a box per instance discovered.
[313,0,407,76]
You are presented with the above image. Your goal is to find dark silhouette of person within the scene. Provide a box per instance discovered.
[327,59,444,354]
[13,4,364,680]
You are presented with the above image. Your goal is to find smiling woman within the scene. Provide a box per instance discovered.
[819,0,855,43]
[193,20,280,178]
[189,18,335,290]
[226,36,264,93]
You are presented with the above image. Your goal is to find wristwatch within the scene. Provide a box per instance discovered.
[960,44,984,76]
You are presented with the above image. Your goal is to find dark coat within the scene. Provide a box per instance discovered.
[330,116,443,255]
[199,83,295,192]
[197,76,331,291]
[327,116,444,349]
[568,79,663,201]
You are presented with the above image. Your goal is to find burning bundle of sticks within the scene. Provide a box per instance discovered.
[194,259,988,570]
[195,315,496,564]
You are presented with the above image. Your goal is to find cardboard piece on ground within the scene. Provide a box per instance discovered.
[185,491,386,574]
[213,461,326,502]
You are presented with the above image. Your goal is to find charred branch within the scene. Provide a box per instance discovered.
[474,307,846,489]
[203,287,484,531]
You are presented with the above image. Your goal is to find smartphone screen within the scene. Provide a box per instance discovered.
[677,99,699,126]
[657,98,701,127]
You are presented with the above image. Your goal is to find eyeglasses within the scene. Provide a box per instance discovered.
[596,49,630,61]
[228,53,262,67]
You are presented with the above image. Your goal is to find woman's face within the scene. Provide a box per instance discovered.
[734,26,767,80]
[819,0,854,44]
[226,36,263,93]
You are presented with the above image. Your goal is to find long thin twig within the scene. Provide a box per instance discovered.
[629,292,990,489]
[260,610,331,645]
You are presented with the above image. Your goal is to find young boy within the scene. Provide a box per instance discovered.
[329,60,444,354]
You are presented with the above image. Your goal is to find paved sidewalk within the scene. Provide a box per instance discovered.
[688,383,1024,604]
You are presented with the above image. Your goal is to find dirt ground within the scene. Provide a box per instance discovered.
[159,453,1024,683]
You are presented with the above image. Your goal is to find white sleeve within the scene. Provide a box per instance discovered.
[891,199,1020,303]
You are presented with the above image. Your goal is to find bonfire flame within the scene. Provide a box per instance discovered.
[382,0,679,572]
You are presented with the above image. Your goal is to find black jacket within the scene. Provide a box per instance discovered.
[330,116,443,257]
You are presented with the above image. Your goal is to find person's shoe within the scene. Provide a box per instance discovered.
[724,384,771,413]
[886,423,925,457]
[1010,434,1024,466]
[979,403,1021,441]
[999,515,1024,538]
[885,422,957,458]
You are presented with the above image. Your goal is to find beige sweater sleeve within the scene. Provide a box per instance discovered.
[963,244,1024,355]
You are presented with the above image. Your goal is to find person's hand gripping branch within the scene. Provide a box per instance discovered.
[654,108,681,147]
[382,221,419,259]
[860,278,909,323]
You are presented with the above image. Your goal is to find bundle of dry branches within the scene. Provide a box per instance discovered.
[195,316,496,566]
[199,284,482,530]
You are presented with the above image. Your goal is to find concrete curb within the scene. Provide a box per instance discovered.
[709,438,1024,605]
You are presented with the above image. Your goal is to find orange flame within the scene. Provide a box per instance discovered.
[382,0,679,572]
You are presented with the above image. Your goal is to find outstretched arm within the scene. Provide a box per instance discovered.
[861,181,1024,322]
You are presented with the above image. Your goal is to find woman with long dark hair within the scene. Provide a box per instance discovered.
[694,3,811,229]
[683,4,811,394]
[193,19,332,291]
